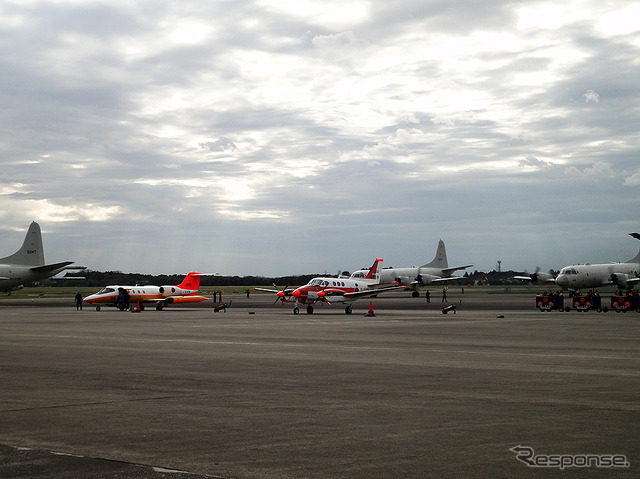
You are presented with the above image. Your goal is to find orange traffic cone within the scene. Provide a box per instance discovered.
[365,301,376,317]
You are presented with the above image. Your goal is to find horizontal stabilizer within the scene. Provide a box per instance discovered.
[441,264,473,275]
[30,261,75,273]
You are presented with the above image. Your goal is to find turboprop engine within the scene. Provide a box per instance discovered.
[416,273,441,285]
[611,273,631,288]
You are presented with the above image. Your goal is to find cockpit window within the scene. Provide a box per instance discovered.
[97,287,115,294]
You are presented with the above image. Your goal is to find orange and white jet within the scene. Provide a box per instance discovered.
[256,259,404,315]
[84,272,207,311]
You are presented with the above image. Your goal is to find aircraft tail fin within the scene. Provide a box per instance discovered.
[0,222,45,266]
[625,249,640,264]
[365,259,383,280]
[627,234,640,264]
[420,240,448,269]
[178,272,202,291]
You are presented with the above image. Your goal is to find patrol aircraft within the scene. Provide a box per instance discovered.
[350,240,473,297]
[554,233,640,291]
[1,221,86,293]
[84,272,207,311]
[255,258,404,314]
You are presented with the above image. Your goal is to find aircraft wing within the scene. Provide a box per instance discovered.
[29,261,75,273]
[429,276,468,284]
[253,287,281,293]
[253,287,296,295]
[160,295,208,303]
[342,284,405,299]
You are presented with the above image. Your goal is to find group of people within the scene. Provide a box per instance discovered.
[212,290,224,302]
[423,288,450,303]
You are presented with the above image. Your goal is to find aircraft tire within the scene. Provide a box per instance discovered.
[96,305,101,311]
[345,305,352,314]
[307,305,314,314]
[412,291,419,298]
[293,307,300,315]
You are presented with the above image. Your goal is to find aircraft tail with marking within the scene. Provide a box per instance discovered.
[365,259,383,280]
[178,272,202,291]
[421,240,448,269]
[0,221,44,266]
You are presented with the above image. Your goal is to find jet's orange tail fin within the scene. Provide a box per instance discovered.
[178,272,202,291]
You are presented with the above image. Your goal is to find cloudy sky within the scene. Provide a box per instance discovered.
[1,0,639,277]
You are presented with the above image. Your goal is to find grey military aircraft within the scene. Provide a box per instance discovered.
[0,221,86,292]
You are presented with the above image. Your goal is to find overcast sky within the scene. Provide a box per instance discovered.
[1,0,639,277]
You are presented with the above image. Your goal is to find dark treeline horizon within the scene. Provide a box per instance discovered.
[49,269,552,288]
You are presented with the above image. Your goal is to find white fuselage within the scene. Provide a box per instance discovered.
[84,285,199,305]
[377,266,453,286]
[555,262,640,290]
[292,273,380,305]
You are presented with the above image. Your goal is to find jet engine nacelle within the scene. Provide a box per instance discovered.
[611,273,630,288]
[159,286,181,297]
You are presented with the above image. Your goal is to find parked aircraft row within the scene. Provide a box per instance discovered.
[255,258,405,314]
[3,221,640,313]
[350,240,473,297]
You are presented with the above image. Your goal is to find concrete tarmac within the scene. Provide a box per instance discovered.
[0,292,638,478]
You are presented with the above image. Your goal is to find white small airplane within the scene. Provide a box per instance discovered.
[554,233,640,291]
[255,258,404,314]
[350,240,473,297]
[1,221,86,293]
[84,272,208,311]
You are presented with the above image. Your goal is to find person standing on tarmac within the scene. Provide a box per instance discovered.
[441,288,448,302]
[75,292,83,310]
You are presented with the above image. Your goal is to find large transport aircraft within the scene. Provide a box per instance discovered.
[1,221,86,293]
[554,233,640,291]
[255,258,405,314]
[350,240,473,297]
[84,272,207,311]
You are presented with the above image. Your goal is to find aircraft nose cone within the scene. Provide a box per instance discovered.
[555,275,567,287]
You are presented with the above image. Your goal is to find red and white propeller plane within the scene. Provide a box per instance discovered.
[255,259,404,315]
[84,272,207,311]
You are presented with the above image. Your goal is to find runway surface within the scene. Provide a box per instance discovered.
[0,292,638,478]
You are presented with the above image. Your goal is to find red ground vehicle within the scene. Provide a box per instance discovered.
[571,292,605,312]
[610,291,640,313]
[536,292,566,312]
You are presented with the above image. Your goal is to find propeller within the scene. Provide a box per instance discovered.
[316,289,331,305]
[273,284,289,305]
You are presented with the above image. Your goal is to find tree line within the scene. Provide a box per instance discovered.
[51,269,552,288]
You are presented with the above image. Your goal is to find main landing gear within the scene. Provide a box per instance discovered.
[292,304,353,314]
